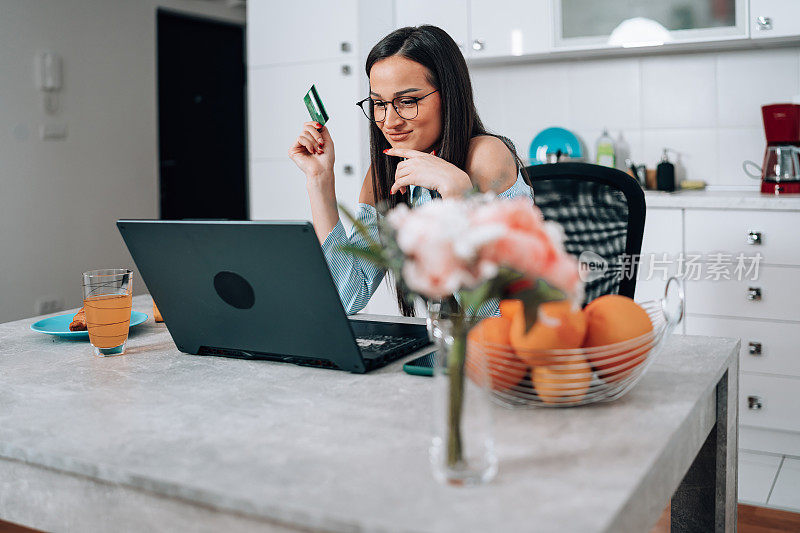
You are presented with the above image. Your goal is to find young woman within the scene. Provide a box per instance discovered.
[288,25,533,316]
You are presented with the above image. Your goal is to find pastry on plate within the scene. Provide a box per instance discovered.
[69,307,87,331]
[153,301,163,322]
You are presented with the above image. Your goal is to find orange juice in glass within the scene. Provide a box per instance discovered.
[82,269,133,356]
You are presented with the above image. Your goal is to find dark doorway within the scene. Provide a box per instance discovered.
[157,9,248,220]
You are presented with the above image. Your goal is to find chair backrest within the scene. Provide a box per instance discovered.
[524,163,646,305]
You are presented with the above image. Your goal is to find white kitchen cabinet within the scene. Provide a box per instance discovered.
[686,315,800,377]
[554,0,748,49]
[740,373,800,434]
[249,159,312,221]
[249,159,362,223]
[247,0,358,67]
[634,208,682,304]
[667,198,800,464]
[685,265,800,322]
[469,0,552,58]
[248,62,362,174]
[247,1,394,224]
[394,0,469,54]
[750,0,800,39]
[685,209,800,266]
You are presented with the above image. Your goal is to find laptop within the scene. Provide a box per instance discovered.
[116,220,432,373]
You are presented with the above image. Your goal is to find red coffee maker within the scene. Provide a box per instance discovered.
[760,104,800,194]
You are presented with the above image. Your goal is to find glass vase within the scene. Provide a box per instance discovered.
[427,304,497,486]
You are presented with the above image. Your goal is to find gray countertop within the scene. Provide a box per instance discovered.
[0,296,738,532]
[644,189,800,211]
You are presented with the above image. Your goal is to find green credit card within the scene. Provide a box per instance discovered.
[303,84,329,126]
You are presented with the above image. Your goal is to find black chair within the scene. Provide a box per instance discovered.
[523,163,646,305]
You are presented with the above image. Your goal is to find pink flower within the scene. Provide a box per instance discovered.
[387,200,494,298]
[384,196,582,300]
[472,198,582,297]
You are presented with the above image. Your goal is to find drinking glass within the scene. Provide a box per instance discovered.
[82,269,133,356]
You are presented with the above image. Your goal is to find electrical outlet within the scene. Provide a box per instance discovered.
[34,296,64,316]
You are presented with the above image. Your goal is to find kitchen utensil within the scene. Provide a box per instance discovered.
[746,104,800,194]
[529,127,583,165]
[645,168,657,190]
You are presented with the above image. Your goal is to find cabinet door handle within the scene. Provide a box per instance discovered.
[472,39,485,51]
[756,16,773,30]
[746,231,762,245]
[341,65,351,76]
[340,41,352,52]
[343,164,354,175]
[747,395,763,410]
[748,342,762,356]
[747,287,762,301]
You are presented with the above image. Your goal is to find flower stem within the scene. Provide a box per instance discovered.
[446,322,467,468]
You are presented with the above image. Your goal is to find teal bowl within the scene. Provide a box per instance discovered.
[529,127,583,165]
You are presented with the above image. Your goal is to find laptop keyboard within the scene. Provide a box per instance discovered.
[355,334,430,362]
[197,333,431,372]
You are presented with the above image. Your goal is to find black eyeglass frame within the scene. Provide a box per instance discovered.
[355,90,439,122]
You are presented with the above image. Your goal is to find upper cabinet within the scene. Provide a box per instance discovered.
[392,0,800,64]
[248,0,358,66]
[394,0,470,55]
[469,0,552,58]
[750,0,800,40]
[554,0,747,49]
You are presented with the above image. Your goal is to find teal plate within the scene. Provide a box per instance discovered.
[31,311,148,339]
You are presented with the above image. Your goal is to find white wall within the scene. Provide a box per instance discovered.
[470,46,800,188]
[0,0,245,323]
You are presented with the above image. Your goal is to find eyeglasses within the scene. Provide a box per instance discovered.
[356,90,439,122]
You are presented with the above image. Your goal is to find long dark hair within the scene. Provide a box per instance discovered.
[365,25,530,316]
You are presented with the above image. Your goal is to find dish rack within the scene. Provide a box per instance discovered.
[471,277,685,408]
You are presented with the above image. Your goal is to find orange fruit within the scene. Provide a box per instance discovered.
[499,299,522,319]
[466,316,527,392]
[508,300,587,367]
[582,295,653,382]
[532,357,593,404]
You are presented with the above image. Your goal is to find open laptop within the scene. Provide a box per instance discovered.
[116,220,432,373]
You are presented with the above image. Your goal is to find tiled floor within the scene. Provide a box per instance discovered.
[739,450,800,511]
[770,458,800,511]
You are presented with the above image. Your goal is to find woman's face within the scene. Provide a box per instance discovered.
[368,55,442,152]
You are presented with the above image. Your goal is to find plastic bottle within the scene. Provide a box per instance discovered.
[615,132,630,170]
[656,148,676,192]
[596,129,616,168]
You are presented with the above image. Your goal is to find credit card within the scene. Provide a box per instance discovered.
[303,84,329,126]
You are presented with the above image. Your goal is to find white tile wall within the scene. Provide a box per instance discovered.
[641,54,717,129]
[469,46,800,188]
[470,66,509,134]
[505,62,571,155]
[717,128,768,186]
[567,58,640,131]
[641,128,718,185]
[716,48,799,128]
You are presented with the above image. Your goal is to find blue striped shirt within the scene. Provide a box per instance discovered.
[321,173,534,316]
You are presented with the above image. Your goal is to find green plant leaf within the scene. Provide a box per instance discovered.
[337,202,382,250]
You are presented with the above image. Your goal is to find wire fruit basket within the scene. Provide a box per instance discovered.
[467,277,685,408]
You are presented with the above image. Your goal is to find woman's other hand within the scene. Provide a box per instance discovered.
[385,148,472,198]
[288,122,335,182]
